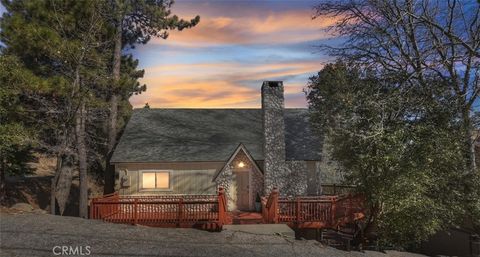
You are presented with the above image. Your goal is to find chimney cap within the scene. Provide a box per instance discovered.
[262,81,283,87]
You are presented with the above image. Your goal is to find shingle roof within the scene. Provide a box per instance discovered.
[110,108,322,163]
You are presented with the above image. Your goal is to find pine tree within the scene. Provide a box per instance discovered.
[1,0,200,216]
[0,55,39,203]
[104,0,200,193]
[2,0,111,216]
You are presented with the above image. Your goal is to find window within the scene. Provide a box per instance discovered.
[142,171,170,189]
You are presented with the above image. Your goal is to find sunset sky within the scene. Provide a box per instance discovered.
[128,0,337,108]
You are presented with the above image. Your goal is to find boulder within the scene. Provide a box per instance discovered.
[11,203,34,212]
[33,208,48,214]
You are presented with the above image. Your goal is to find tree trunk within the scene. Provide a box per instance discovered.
[76,102,88,218]
[51,127,67,215]
[462,108,477,174]
[0,156,6,204]
[109,17,122,151]
[50,155,62,215]
[105,15,122,194]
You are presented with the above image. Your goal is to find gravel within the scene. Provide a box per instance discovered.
[0,212,426,257]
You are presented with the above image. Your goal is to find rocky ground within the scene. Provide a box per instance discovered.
[0,212,426,257]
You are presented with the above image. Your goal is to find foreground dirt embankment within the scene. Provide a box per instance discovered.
[0,212,426,257]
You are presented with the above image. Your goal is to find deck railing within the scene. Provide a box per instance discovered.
[90,188,228,230]
[90,187,362,230]
[261,188,279,223]
[262,188,365,228]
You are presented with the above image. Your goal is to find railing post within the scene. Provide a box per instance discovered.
[296,197,301,224]
[218,187,226,226]
[271,187,279,223]
[331,197,336,226]
[133,199,138,225]
[89,198,95,219]
[348,195,353,221]
[178,197,184,227]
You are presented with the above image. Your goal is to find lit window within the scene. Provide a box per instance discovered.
[156,172,169,188]
[142,171,170,189]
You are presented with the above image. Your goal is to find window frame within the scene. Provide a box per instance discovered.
[139,170,173,191]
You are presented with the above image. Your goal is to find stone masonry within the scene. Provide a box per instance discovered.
[215,148,264,211]
[261,81,315,196]
[262,81,288,194]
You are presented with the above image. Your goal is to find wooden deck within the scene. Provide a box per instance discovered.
[262,188,365,229]
[90,189,227,230]
[90,188,365,230]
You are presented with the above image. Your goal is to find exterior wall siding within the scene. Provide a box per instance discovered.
[113,160,324,197]
[114,162,224,195]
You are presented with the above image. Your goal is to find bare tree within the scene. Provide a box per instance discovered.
[314,0,480,173]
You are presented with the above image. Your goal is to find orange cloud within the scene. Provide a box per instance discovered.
[129,61,323,108]
[130,80,258,108]
[249,10,336,34]
[153,9,337,46]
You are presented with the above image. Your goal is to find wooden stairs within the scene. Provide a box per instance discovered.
[229,211,263,225]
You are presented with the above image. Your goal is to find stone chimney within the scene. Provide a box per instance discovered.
[261,81,287,194]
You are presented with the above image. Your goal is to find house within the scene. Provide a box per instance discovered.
[110,81,334,211]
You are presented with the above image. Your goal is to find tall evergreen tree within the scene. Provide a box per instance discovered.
[103,0,199,193]
[0,0,184,216]
[1,0,111,216]
[0,0,147,217]
[0,55,39,203]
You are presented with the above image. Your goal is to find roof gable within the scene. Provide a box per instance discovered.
[212,143,263,182]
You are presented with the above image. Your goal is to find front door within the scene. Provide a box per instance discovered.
[235,171,250,211]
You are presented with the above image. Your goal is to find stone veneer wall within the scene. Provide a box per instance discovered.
[262,81,287,194]
[215,149,264,211]
[282,161,308,196]
[215,165,236,210]
[263,160,320,197]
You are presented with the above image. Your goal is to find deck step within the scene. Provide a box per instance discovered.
[223,224,295,238]
[229,211,263,225]
[320,229,355,251]
[232,218,263,225]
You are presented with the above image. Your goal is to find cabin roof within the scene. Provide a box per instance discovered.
[110,108,322,163]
